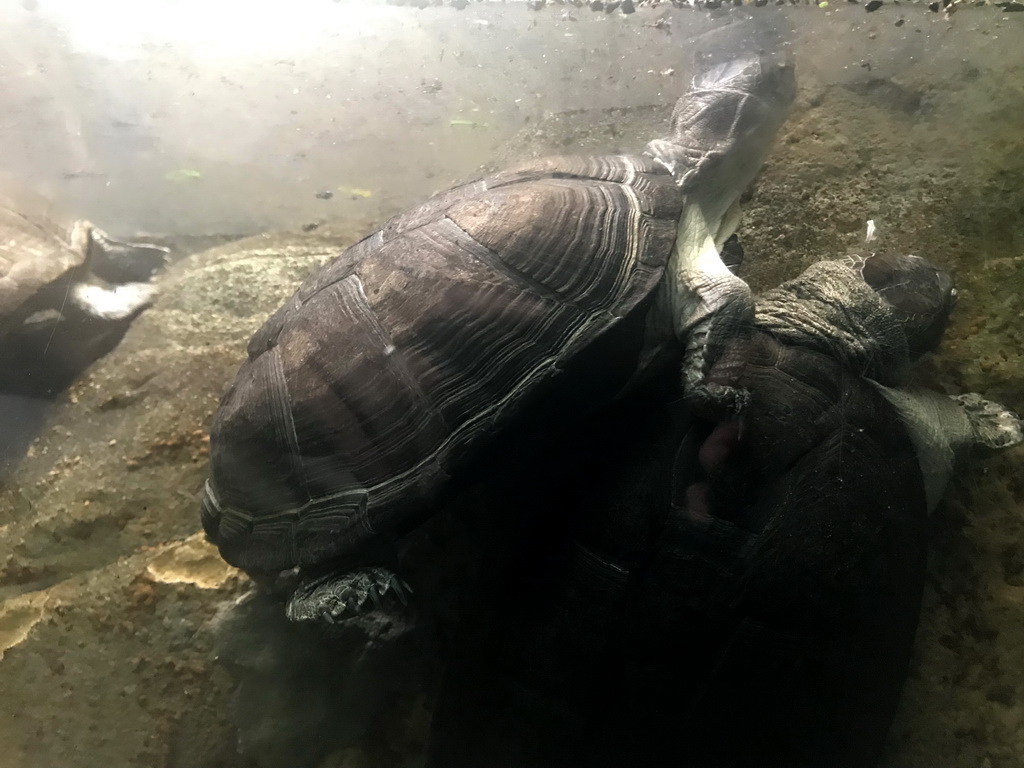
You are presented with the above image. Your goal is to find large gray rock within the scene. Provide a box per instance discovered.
[0,223,411,768]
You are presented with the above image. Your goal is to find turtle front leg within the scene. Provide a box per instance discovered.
[670,204,755,414]
[872,385,1022,513]
[678,273,755,413]
[286,567,411,626]
[952,392,1023,450]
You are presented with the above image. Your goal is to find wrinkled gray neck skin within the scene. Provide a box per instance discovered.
[642,55,796,411]
[756,258,1024,513]
[756,259,912,386]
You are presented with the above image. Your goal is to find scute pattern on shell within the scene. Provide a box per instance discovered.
[205,154,686,572]
[0,193,84,320]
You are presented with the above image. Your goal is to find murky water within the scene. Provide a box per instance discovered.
[0,1,1022,767]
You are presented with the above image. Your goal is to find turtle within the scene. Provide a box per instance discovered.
[0,188,170,396]
[426,252,1023,768]
[200,54,797,625]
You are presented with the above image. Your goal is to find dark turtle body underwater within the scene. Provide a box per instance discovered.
[0,187,169,396]
[427,253,1023,768]
[201,55,796,623]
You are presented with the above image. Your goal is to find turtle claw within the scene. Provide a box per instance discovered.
[681,323,752,417]
[368,585,383,611]
[285,567,412,626]
[689,380,751,415]
[675,267,755,417]
[954,393,1023,450]
[390,577,410,606]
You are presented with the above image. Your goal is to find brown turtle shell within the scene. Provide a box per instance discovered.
[203,154,687,573]
[0,191,89,326]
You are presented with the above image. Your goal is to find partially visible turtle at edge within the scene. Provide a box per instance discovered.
[0,188,169,396]
[201,54,797,625]
[428,252,1023,768]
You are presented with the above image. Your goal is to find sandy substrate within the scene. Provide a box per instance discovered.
[1,15,1022,768]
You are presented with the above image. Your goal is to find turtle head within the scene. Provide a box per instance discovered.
[83,224,171,284]
[852,252,957,358]
[645,55,796,222]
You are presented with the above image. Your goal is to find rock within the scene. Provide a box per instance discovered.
[211,590,427,768]
[0,226,363,596]
[0,535,247,768]
[0,223,382,768]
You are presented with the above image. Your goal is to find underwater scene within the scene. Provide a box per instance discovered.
[1,1,1022,766]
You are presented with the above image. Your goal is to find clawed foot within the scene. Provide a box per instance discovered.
[954,393,1023,450]
[684,377,751,416]
[677,273,755,417]
[680,326,752,417]
[285,567,412,626]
